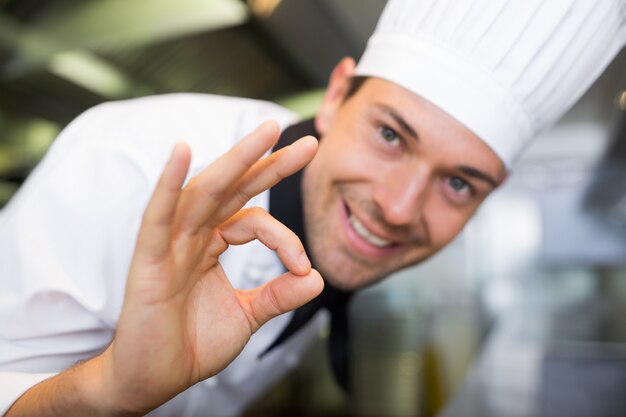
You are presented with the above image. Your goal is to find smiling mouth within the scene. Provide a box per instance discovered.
[346,209,398,248]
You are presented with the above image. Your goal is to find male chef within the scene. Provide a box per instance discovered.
[2,0,625,416]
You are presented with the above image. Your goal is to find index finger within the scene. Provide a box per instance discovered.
[178,120,281,230]
[135,142,191,261]
[211,135,317,223]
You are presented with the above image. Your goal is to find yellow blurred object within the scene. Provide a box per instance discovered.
[421,341,447,417]
[248,0,283,18]
[617,90,626,110]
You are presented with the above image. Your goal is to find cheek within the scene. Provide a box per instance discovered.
[423,199,471,248]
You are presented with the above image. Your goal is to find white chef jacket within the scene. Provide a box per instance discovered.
[0,93,326,417]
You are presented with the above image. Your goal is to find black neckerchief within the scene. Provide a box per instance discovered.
[261,119,354,394]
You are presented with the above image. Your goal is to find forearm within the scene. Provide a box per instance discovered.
[4,355,132,417]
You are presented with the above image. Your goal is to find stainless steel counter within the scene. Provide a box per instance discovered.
[439,301,626,417]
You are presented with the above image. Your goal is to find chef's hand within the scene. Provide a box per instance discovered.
[104,120,323,414]
[5,121,323,417]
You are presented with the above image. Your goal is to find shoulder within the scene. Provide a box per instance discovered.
[70,93,298,147]
[85,93,297,128]
[49,93,300,181]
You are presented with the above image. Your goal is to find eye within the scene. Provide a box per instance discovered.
[379,125,400,143]
[443,176,475,205]
[448,177,469,193]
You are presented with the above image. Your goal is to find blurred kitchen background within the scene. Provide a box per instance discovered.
[1,0,625,416]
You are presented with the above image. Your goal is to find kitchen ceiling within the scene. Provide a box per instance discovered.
[0,0,385,124]
[0,0,386,200]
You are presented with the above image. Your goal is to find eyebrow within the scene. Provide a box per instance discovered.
[374,103,419,140]
[373,102,498,188]
[457,166,499,188]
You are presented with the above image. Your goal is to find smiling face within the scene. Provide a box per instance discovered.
[302,59,506,290]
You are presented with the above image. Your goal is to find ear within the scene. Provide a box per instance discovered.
[315,57,356,135]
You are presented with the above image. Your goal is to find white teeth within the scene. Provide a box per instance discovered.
[349,214,392,248]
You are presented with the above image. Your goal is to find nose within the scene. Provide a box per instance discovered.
[373,164,429,226]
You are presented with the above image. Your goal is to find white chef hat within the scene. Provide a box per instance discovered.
[356,0,626,166]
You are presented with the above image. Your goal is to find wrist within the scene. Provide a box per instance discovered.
[70,355,114,417]
[75,351,140,417]
[4,352,136,417]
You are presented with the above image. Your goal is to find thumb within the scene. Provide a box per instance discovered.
[242,270,324,331]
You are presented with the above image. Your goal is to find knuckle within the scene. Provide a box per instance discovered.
[263,283,284,316]
[234,187,253,205]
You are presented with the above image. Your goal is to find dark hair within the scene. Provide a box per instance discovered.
[344,76,369,101]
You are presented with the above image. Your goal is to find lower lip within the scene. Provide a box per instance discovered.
[339,201,401,258]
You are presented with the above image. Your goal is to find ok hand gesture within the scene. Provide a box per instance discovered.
[101,121,323,414]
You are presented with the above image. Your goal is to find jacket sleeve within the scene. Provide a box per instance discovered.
[0,373,56,415]
[0,102,157,414]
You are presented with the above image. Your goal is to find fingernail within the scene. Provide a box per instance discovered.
[301,135,318,147]
[259,120,279,135]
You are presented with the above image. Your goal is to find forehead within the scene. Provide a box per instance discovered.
[350,77,465,130]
